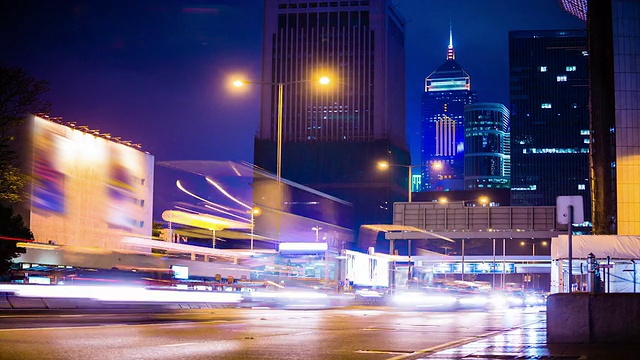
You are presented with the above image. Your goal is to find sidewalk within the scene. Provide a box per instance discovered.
[415,320,640,359]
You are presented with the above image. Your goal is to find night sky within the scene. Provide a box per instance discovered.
[1,0,585,166]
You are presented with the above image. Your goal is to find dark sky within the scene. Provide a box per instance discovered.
[0,0,585,165]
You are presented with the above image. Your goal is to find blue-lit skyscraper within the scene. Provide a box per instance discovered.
[509,30,590,223]
[464,103,510,190]
[421,28,477,191]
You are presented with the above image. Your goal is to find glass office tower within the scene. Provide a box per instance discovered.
[561,0,640,234]
[464,103,510,190]
[509,30,591,224]
[421,29,477,191]
[254,0,410,246]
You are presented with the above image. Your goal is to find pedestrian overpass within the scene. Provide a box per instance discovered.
[380,202,565,241]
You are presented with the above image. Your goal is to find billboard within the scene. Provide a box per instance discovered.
[28,116,154,249]
[344,250,389,287]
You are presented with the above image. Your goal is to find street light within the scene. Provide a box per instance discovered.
[520,240,548,256]
[377,160,415,202]
[249,207,261,250]
[520,240,548,289]
[311,226,323,242]
[437,196,491,207]
[233,76,330,184]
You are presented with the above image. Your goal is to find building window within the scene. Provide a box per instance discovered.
[541,103,552,109]
[584,138,590,144]
[578,184,586,190]
[580,130,590,135]
[557,75,567,82]
[566,66,577,71]
[539,66,548,72]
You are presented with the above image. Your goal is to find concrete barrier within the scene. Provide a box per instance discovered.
[0,293,12,309]
[547,293,640,343]
[7,295,48,309]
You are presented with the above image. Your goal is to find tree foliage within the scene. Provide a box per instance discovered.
[152,221,164,239]
[0,64,50,203]
[0,204,33,275]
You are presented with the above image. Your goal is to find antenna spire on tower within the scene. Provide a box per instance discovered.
[447,18,455,60]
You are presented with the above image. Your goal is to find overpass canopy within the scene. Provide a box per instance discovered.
[361,225,455,243]
[552,235,640,259]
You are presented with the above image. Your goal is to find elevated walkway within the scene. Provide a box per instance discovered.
[385,202,564,240]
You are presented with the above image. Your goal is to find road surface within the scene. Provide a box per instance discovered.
[0,306,545,360]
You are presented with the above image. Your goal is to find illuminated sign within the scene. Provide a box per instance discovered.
[344,250,389,287]
[427,78,469,92]
[278,242,328,252]
[171,265,189,280]
[27,276,51,285]
[434,263,515,274]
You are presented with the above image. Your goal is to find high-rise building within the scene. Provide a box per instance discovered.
[421,27,477,191]
[560,0,640,235]
[254,0,410,247]
[464,103,510,190]
[509,30,591,224]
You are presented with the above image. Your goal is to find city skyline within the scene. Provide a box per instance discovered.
[0,0,584,167]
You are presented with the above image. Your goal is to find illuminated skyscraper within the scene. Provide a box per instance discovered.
[509,30,590,224]
[560,0,640,235]
[254,0,410,243]
[421,27,477,191]
[464,103,510,190]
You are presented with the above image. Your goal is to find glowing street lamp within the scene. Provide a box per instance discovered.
[520,240,548,256]
[232,75,330,184]
[311,226,323,242]
[436,196,490,207]
[250,207,261,250]
[377,160,417,202]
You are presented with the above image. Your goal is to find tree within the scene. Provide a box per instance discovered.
[152,221,164,239]
[0,64,50,203]
[0,204,33,275]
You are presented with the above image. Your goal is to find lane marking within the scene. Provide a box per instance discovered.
[0,319,244,332]
[355,350,413,355]
[385,320,544,360]
[162,342,198,347]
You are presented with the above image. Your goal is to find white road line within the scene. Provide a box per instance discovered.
[355,350,412,355]
[162,342,198,347]
[385,320,544,360]
[0,319,241,332]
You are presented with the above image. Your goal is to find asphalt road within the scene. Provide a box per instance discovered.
[0,307,545,360]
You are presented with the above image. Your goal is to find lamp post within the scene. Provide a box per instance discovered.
[250,207,261,250]
[520,240,548,289]
[233,76,330,184]
[437,196,491,207]
[520,240,548,256]
[312,226,322,242]
[376,161,417,202]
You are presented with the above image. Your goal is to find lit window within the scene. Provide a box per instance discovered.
[541,103,552,109]
[578,184,586,190]
[566,66,577,71]
[580,130,590,135]
[539,66,547,72]
[557,75,567,82]
[584,138,590,144]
